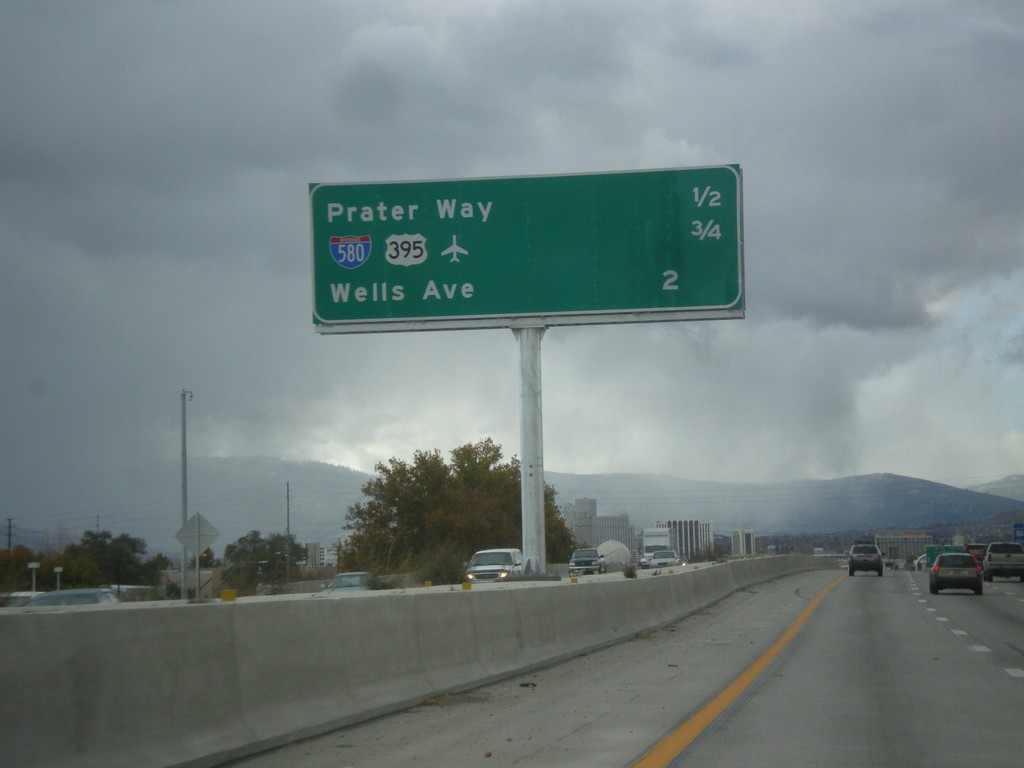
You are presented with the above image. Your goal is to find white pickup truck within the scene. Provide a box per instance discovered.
[981,541,1024,582]
[464,548,525,582]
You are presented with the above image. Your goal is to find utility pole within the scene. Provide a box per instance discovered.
[6,517,11,553]
[286,482,291,586]
[181,389,193,599]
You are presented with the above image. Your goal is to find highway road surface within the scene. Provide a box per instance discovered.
[228,566,1024,767]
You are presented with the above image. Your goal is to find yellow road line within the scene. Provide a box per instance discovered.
[632,574,845,768]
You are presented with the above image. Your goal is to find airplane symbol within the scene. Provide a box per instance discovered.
[441,235,469,263]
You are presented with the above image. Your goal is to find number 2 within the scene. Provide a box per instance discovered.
[662,270,679,291]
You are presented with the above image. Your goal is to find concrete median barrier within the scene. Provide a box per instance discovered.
[0,555,829,767]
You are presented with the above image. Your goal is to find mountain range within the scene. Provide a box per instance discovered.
[546,471,1024,534]
[12,458,1024,555]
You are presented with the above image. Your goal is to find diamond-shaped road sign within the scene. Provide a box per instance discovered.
[175,513,219,555]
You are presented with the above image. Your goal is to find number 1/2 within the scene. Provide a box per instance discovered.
[693,187,721,207]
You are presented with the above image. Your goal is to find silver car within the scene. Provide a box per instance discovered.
[647,550,680,568]
[27,588,121,606]
[929,552,982,595]
[321,572,369,591]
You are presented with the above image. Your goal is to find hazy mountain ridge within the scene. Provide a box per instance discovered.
[965,475,1024,502]
[546,471,1023,534]
[12,460,1024,555]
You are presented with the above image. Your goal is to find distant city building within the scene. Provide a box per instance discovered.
[669,519,714,562]
[561,499,713,563]
[875,531,932,564]
[561,498,637,553]
[731,529,756,557]
[639,520,715,563]
[306,542,338,568]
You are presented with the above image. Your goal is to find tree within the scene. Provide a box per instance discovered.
[223,530,303,589]
[545,484,576,562]
[189,548,221,568]
[3,538,188,596]
[149,552,173,571]
[339,438,577,582]
[49,549,104,590]
[0,545,40,592]
[63,530,157,587]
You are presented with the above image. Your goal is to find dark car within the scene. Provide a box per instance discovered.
[964,543,986,566]
[929,552,983,595]
[568,548,606,576]
[27,588,121,606]
[848,543,883,576]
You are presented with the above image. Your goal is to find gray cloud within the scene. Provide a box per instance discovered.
[2,0,1023,547]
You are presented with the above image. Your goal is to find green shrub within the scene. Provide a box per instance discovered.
[415,541,469,585]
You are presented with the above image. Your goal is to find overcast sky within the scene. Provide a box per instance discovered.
[3,1,1023,543]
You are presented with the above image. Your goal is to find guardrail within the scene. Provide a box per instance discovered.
[0,555,829,767]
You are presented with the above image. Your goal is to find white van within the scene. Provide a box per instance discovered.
[465,548,525,582]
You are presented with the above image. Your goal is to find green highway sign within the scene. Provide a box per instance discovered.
[310,165,743,333]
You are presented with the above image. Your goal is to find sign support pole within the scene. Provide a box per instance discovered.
[194,515,201,600]
[514,326,546,574]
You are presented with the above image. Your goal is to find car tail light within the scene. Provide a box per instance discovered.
[975,564,981,574]
[932,562,940,573]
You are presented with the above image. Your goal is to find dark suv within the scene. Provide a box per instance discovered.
[568,548,606,576]
[848,543,883,576]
